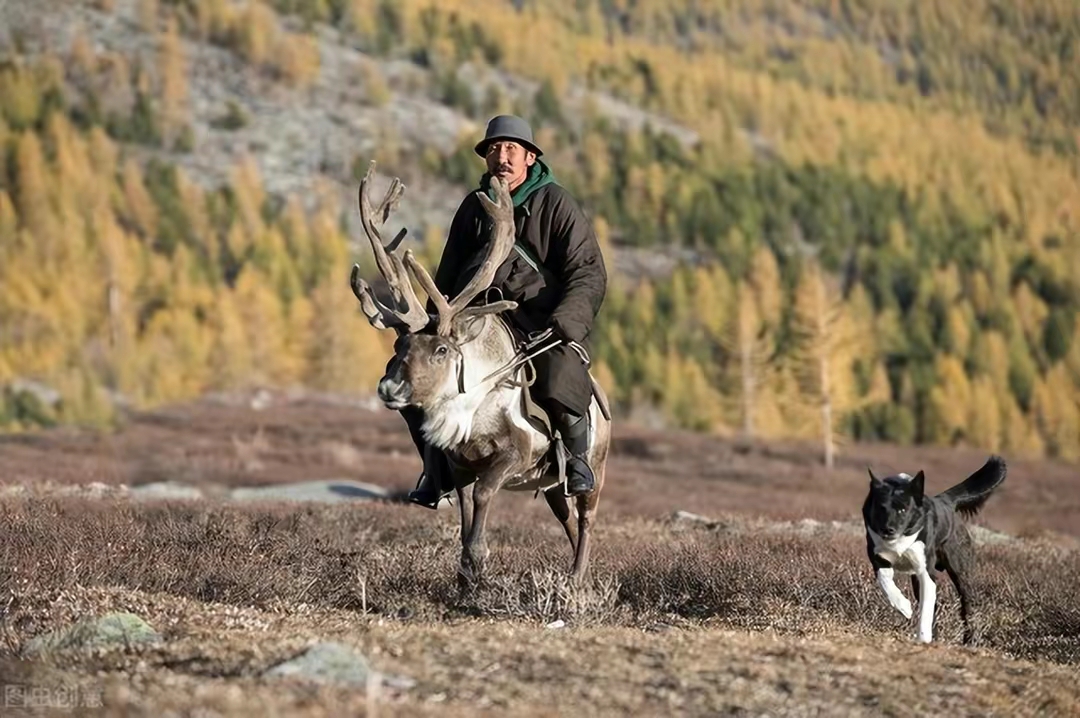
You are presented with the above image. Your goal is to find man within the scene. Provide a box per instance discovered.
[404,114,607,509]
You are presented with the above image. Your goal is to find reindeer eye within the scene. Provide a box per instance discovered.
[434,345,449,357]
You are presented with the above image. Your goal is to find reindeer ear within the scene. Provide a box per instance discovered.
[911,470,926,502]
[451,313,487,344]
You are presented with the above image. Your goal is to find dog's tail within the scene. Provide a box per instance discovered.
[936,455,1007,517]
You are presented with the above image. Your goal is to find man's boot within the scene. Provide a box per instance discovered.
[408,444,454,509]
[556,409,594,496]
[400,406,452,510]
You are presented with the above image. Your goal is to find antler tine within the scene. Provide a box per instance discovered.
[351,262,429,334]
[434,176,517,334]
[358,162,403,285]
[457,300,519,320]
[387,253,432,327]
[402,250,451,317]
[353,161,429,333]
[405,251,519,332]
[350,264,395,331]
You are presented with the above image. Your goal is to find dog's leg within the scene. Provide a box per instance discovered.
[877,567,912,619]
[945,563,974,644]
[942,538,977,645]
[915,568,938,643]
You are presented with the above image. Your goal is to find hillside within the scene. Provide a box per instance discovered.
[0,0,1079,462]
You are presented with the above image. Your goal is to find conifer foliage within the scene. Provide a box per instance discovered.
[2,0,1079,462]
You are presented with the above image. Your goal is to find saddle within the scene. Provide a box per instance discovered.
[477,287,611,433]
[505,321,611,431]
[444,298,611,494]
[518,367,611,438]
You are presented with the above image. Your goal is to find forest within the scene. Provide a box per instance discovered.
[1,0,1078,461]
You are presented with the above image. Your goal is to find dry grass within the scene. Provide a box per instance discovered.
[1,395,1079,715]
[1,497,1077,666]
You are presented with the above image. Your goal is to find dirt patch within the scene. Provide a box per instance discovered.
[1,584,1078,717]
[2,389,1077,541]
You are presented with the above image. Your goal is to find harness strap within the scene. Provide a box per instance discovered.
[566,339,591,367]
[518,361,552,437]
[512,242,542,273]
[467,337,562,393]
[554,429,569,495]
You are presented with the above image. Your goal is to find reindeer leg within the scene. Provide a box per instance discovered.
[456,483,475,543]
[461,478,501,589]
[571,410,609,584]
[458,417,533,589]
[544,486,577,561]
[455,483,476,595]
[570,469,603,584]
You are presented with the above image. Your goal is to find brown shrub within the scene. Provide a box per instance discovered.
[275,32,320,87]
[0,497,1077,664]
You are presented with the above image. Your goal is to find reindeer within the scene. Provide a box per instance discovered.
[350,163,612,587]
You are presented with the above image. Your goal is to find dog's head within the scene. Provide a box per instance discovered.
[864,468,925,539]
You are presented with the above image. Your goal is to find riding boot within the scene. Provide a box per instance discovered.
[401,406,454,509]
[407,444,454,509]
[554,408,595,496]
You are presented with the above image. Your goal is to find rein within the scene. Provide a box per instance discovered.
[455,321,563,395]
[475,337,562,389]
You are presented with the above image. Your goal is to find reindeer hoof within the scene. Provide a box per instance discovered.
[457,563,479,595]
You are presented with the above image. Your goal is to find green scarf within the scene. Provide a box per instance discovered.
[480,159,557,207]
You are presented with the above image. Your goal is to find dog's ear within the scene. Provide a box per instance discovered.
[911,470,926,503]
[868,467,882,487]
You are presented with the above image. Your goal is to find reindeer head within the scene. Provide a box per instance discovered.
[350,162,518,410]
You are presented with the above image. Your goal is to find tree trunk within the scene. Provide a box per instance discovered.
[741,340,755,438]
[107,278,122,348]
[821,378,834,469]
[816,279,834,469]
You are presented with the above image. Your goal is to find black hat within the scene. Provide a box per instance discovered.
[474,115,543,157]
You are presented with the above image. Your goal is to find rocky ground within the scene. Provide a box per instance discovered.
[1,390,1078,716]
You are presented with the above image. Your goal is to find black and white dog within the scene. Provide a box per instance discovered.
[862,455,1007,644]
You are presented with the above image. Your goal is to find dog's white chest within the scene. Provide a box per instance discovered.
[869,530,927,574]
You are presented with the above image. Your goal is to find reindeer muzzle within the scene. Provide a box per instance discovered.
[377,376,412,409]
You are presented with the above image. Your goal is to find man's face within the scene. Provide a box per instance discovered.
[485,140,536,190]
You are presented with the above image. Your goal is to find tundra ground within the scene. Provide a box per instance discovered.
[1,392,1077,716]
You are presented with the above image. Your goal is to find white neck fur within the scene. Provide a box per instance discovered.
[420,317,516,451]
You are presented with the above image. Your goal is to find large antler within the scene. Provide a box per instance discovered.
[350,162,430,334]
[404,175,518,336]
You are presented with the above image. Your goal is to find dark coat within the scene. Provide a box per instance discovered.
[431,183,607,416]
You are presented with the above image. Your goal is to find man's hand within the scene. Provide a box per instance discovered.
[524,327,558,350]
[547,322,572,343]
